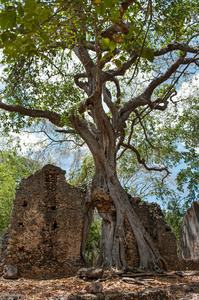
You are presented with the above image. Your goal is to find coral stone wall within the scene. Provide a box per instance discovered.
[1,164,85,279]
[125,197,179,270]
[180,201,199,260]
[3,165,194,278]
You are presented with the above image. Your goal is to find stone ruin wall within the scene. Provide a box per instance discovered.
[2,164,199,278]
[180,201,199,260]
[178,201,199,271]
[125,197,179,270]
[1,164,86,279]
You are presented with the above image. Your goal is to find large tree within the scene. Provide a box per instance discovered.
[0,0,199,270]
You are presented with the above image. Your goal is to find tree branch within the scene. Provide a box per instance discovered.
[128,0,153,84]
[144,56,184,98]
[102,84,119,120]
[71,115,100,155]
[73,43,95,76]
[0,102,61,126]
[55,129,76,134]
[74,73,89,94]
[104,51,138,78]
[134,109,160,149]
[121,142,169,174]
[154,42,199,57]
[117,55,190,124]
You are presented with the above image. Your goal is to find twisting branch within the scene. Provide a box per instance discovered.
[74,73,89,94]
[134,109,160,149]
[73,43,95,75]
[151,53,199,110]
[102,84,118,120]
[144,56,184,98]
[0,102,61,126]
[104,51,138,78]
[111,77,121,104]
[128,0,153,84]
[95,23,101,93]
[55,129,76,134]
[121,142,170,174]
[150,90,175,111]
[154,42,199,57]
[129,51,198,124]
[116,131,125,153]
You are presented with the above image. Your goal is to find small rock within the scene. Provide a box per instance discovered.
[170,271,184,277]
[77,267,103,279]
[85,281,103,294]
[3,265,18,279]
[0,295,24,300]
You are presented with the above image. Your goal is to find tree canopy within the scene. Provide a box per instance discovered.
[0,0,198,173]
[0,0,199,270]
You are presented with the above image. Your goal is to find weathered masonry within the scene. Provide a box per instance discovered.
[1,165,85,279]
[1,164,188,279]
[125,197,179,270]
[180,201,199,260]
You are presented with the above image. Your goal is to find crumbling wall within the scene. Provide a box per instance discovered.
[179,201,199,260]
[1,164,85,279]
[125,197,179,270]
[1,165,183,277]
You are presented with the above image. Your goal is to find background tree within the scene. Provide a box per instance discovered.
[0,0,199,270]
[0,136,40,237]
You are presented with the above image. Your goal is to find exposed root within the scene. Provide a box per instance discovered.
[82,181,168,272]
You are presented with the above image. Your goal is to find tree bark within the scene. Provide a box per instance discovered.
[82,152,167,271]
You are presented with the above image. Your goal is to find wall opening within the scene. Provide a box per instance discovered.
[85,209,101,266]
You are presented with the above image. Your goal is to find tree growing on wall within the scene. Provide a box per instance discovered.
[0,0,199,270]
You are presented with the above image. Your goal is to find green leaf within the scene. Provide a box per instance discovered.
[111,10,121,21]
[101,38,110,50]
[17,5,24,17]
[92,0,101,4]
[101,51,113,61]
[95,3,106,15]
[25,0,36,11]
[0,8,16,30]
[109,40,116,52]
[132,44,140,50]
[101,3,106,15]
[115,59,122,68]
[40,32,49,43]
[104,0,114,8]
[140,48,154,62]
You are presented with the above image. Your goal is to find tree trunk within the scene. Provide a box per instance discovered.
[72,89,166,271]
[82,157,167,271]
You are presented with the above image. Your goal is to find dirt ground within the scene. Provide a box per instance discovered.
[0,270,199,299]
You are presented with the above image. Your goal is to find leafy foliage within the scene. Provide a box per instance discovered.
[0,146,40,237]
[85,211,101,266]
[67,152,94,187]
